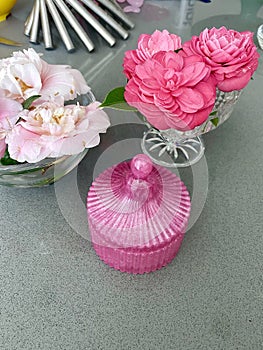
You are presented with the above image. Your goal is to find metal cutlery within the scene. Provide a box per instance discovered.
[24,0,135,52]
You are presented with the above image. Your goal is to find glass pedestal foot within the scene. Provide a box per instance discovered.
[141,128,205,168]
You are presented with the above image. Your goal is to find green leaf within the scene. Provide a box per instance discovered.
[0,149,20,165]
[99,87,137,111]
[210,117,219,127]
[174,48,183,53]
[22,95,41,110]
[209,110,217,116]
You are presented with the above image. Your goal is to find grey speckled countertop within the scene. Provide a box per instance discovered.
[0,0,263,349]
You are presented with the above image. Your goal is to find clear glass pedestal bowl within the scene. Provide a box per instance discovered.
[0,91,95,187]
[141,89,242,168]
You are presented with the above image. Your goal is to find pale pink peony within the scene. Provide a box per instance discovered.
[6,101,110,163]
[6,125,51,163]
[123,30,182,79]
[0,48,90,104]
[183,26,260,92]
[124,51,216,131]
[0,140,6,158]
[0,97,23,157]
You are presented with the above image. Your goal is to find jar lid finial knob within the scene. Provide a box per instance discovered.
[130,154,153,179]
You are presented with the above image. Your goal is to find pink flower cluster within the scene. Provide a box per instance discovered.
[123,28,259,131]
[116,0,144,13]
[0,48,110,162]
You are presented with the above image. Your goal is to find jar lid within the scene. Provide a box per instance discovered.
[87,154,191,250]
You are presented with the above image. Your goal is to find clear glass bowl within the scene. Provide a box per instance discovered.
[0,91,95,187]
[141,89,242,168]
[0,150,88,187]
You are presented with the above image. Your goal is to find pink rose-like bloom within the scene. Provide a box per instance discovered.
[123,30,182,79]
[6,102,110,163]
[183,26,259,92]
[0,48,90,104]
[0,97,22,158]
[124,51,216,131]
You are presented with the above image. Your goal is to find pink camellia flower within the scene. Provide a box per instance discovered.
[183,26,260,92]
[0,97,22,158]
[6,101,110,163]
[124,51,216,131]
[123,30,182,79]
[0,48,90,104]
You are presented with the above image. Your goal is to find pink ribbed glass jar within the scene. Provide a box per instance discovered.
[87,154,191,274]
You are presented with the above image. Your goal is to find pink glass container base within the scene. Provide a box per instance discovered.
[91,233,184,274]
